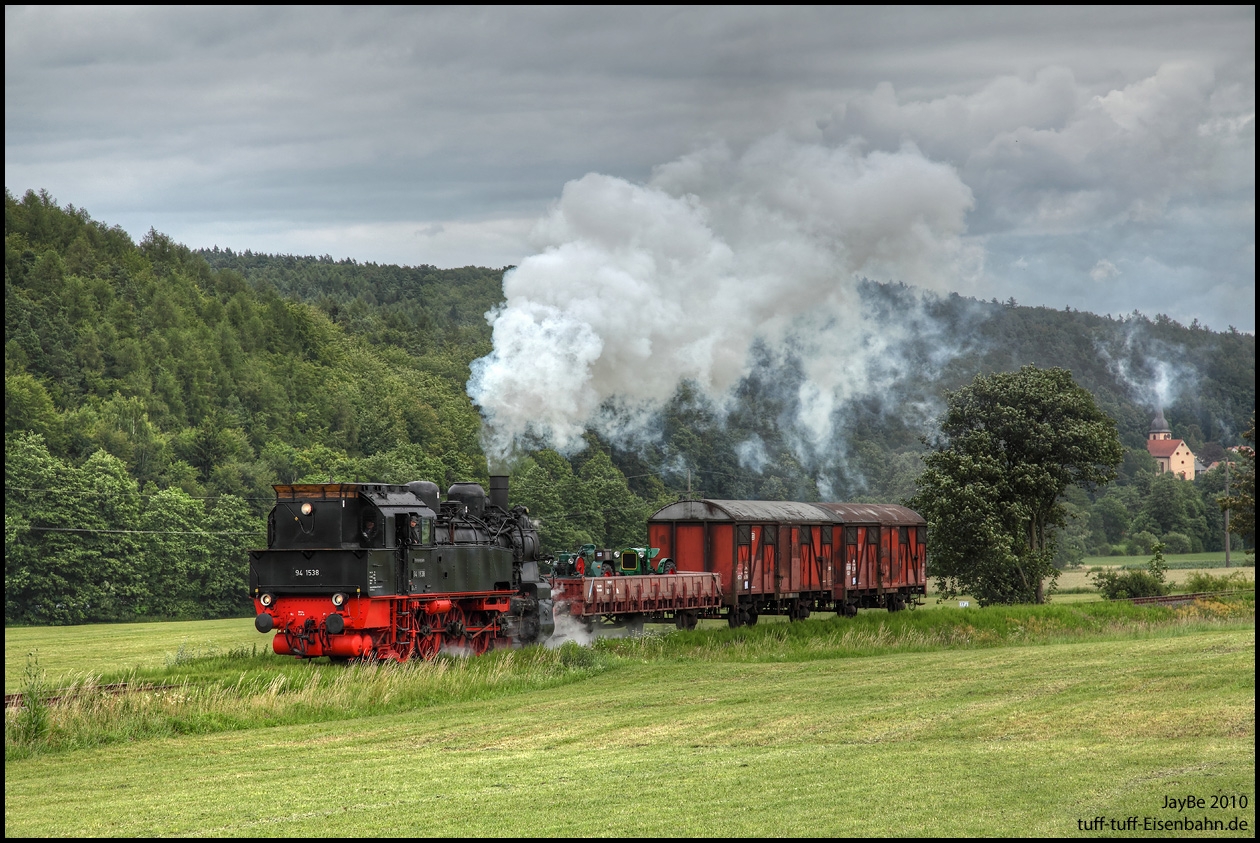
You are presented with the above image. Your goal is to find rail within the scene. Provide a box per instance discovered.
[5,682,183,710]
[1125,590,1253,606]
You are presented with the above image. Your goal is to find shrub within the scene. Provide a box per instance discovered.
[1182,570,1254,593]
[1126,531,1158,555]
[1094,542,1170,600]
[1161,532,1192,554]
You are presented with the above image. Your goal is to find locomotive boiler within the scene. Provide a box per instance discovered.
[249,476,553,660]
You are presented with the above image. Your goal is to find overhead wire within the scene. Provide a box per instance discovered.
[22,526,260,536]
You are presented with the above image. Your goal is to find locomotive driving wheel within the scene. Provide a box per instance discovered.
[392,606,425,662]
[442,604,469,652]
[415,613,443,660]
[416,631,442,660]
[465,610,493,656]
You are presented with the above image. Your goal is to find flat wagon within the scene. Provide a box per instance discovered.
[551,571,723,632]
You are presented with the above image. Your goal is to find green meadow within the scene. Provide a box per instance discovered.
[1081,552,1256,569]
[4,617,262,695]
[5,598,1255,837]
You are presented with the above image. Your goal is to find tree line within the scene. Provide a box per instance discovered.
[5,433,256,624]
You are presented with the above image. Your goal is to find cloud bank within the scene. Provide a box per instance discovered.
[6,7,1254,329]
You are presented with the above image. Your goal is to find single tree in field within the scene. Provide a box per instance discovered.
[1219,412,1255,553]
[909,365,1123,605]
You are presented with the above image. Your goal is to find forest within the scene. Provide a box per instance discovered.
[5,188,1255,623]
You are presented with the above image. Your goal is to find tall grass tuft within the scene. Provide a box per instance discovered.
[9,653,51,748]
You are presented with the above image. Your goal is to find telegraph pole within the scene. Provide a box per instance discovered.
[1224,456,1232,568]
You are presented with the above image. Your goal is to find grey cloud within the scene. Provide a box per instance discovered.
[5,6,1254,329]
[823,54,1253,329]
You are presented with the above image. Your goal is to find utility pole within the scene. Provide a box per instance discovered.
[1224,456,1231,568]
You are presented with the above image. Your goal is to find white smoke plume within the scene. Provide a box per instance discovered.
[544,610,596,649]
[735,435,771,473]
[545,607,652,648]
[469,133,983,462]
[1097,325,1200,413]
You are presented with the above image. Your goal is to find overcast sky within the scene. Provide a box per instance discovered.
[6,6,1255,331]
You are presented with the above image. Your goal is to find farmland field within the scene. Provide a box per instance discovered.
[1054,565,1255,594]
[1081,552,1253,569]
[4,618,261,694]
[4,600,1254,836]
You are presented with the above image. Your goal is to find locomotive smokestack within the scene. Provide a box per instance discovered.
[489,475,510,512]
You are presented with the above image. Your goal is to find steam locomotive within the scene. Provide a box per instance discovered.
[249,476,553,661]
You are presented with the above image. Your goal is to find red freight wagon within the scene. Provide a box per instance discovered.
[648,499,926,626]
[811,504,927,614]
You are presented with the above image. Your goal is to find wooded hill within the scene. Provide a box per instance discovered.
[5,188,1255,623]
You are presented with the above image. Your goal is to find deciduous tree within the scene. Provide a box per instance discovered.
[909,366,1123,605]
[1219,412,1255,551]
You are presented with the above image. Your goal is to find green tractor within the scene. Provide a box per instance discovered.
[616,546,677,576]
[552,544,617,577]
[551,544,677,577]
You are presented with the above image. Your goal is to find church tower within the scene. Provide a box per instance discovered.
[1146,409,1195,479]
[1148,409,1172,441]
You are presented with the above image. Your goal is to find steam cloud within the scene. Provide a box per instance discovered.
[469,134,983,462]
[1098,326,1200,413]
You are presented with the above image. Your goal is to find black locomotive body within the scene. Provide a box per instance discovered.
[250,476,552,660]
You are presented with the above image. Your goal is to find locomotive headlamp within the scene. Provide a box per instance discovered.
[260,592,274,607]
[300,502,313,516]
[332,592,347,607]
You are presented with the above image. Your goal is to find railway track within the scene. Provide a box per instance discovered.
[5,682,183,710]
[1126,590,1253,606]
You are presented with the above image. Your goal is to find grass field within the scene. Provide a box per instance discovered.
[1081,551,1255,569]
[4,599,1255,836]
[1054,565,1256,594]
[4,618,262,694]
[920,564,1254,609]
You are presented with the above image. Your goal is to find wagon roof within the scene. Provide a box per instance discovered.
[810,503,926,525]
[651,499,836,522]
[650,499,925,525]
